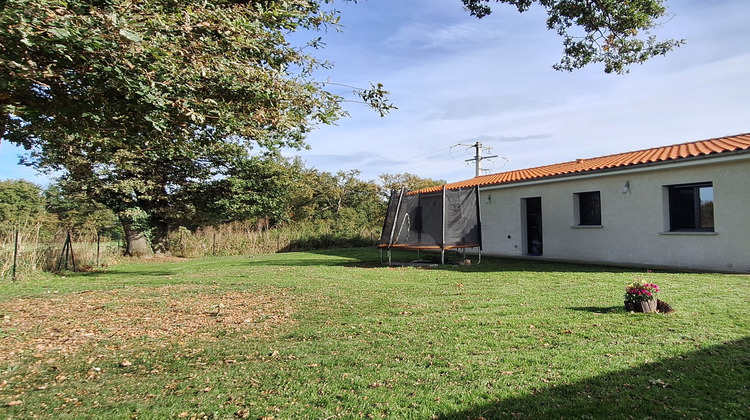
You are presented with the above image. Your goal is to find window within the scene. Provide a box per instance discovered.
[575,191,601,225]
[667,183,714,231]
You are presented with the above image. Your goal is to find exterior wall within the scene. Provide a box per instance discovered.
[479,154,750,272]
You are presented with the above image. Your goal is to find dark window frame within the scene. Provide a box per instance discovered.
[576,191,601,226]
[667,182,714,232]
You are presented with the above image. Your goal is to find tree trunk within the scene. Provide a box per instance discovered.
[120,218,152,257]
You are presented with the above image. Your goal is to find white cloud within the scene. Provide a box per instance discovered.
[385,21,505,51]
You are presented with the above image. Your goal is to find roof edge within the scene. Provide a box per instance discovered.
[414,132,750,194]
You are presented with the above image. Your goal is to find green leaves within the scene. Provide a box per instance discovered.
[0,180,45,223]
[462,0,684,73]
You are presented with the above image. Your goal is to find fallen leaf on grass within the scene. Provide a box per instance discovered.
[649,379,671,388]
[7,400,23,407]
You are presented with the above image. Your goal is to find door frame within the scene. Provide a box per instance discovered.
[522,197,543,256]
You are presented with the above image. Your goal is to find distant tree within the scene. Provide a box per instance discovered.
[462,0,684,73]
[44,182,121,239]
[289,169,383,230]
[0,179,44,223]
[191,153,301,229]
[378,173,446,198]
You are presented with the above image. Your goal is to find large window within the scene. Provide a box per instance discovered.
[575,191,601,226]
[667,182,714,232]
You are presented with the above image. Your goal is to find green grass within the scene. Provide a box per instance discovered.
[1,249,748,419]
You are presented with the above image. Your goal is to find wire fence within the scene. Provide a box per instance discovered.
[0,222,121,280]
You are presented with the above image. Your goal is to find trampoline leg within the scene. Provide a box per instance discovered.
[441,249,445,265]
[388,249,392,265]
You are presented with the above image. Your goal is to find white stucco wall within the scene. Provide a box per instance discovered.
[479,154,750,272]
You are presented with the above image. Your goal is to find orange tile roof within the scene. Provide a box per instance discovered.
[417,133,750,193]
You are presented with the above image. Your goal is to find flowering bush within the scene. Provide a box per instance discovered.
[625,279,660,302]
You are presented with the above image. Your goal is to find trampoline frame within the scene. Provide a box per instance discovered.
[378,185,483,265]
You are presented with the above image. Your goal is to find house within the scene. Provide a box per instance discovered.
[417,133,750,273]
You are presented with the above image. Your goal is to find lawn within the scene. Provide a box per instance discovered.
[0,249,748,419]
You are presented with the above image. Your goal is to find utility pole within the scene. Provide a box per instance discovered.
[463,142,498,177]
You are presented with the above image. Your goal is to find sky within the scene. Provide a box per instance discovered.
[2,0,749,186]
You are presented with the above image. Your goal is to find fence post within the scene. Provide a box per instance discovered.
[59,231,77,272]
[68,231,76,271]
[96,231,101,267]
[64,233,70,271]
[12,227,19,281]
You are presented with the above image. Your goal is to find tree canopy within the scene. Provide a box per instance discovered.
[378,173,446,199]
[0,179,45,223]
[1,0,393,253]
[462,0,683,74]
[2,0,392,151]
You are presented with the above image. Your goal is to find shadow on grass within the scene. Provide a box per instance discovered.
[277,235,378,253]
[569,306,624,314]
[95,270,177,277]
[58,248,653,276]
[440,337,750,419]
[293,248,647,274]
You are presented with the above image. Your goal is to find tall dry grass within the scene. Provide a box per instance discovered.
[166,220,379,258]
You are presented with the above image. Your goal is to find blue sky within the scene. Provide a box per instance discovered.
[2,0,749,185]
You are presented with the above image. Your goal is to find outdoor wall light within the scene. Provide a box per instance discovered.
[622,180,630,194]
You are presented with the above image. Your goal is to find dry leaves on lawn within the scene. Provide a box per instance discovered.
[0,285,295,363]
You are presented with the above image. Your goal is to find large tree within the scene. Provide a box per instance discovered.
[462,0,683,74]
[0,0,392,254]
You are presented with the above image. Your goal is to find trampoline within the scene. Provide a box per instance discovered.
[378,185,482,264]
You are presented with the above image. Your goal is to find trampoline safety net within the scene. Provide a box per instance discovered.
[378,186,482,256]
